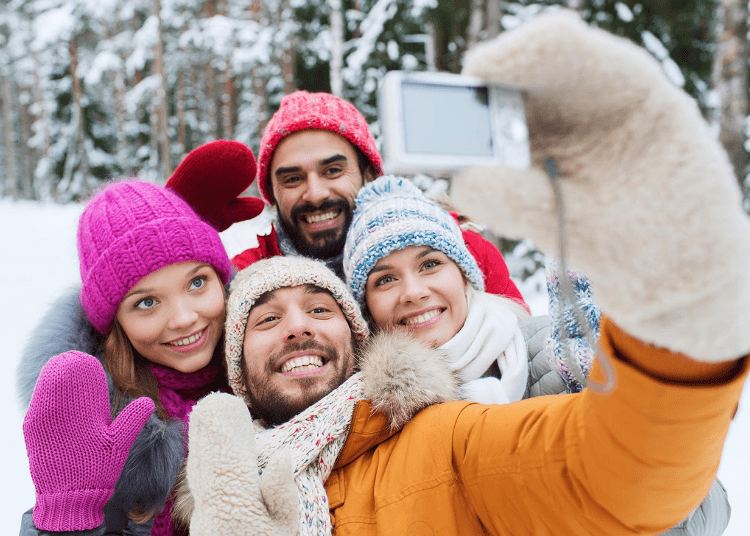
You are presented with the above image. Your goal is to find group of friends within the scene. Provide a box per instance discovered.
[16,10,750,536]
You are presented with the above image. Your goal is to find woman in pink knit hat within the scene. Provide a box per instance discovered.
[19,179,233,536]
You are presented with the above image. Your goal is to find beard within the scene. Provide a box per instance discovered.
[245,338,355,427]
[278,198,353,259]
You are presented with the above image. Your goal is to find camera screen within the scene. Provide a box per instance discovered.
[401,81,494,157]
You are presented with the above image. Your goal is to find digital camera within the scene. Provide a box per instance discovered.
[378,70,531,176]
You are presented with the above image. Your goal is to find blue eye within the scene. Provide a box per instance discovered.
[421,259,442,271]
[189,276,207,290]
[135,297,156,310]
[375,275,395,287]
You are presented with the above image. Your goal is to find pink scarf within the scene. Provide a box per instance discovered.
[148,360,228,536]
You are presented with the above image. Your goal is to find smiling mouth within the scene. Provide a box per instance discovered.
[400,309,443,327]
[302,209,341,224]
[166,328,206,347]
[280,355,325,374]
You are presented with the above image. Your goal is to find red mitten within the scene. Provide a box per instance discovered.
[167,140,266,232]
[23,351,155,531]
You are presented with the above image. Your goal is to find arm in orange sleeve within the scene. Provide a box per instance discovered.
[453,318,748,535]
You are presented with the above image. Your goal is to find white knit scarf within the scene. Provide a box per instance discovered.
[253,373,364,536]
[439,287,529,404]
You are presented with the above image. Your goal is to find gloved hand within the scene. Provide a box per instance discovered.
[187,392,298,536]
[451,10,750,362]
[166,140,266,232]
[23,351,155,531]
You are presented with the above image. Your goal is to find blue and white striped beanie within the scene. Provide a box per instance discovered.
[344,175,485,306]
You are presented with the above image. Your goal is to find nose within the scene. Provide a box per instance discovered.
[282,305,314,341]
[302,173,330,206]
[399,273,429,304]
[167,298,200,330]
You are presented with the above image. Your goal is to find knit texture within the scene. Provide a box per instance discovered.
[166,140,265,232]
[78,179,231,333]
[22,351,154,531]
[225,256,369,402]
[256,91,383,204]
[544,259,600,393]
[344,175,485,306]
[255,374,365,536]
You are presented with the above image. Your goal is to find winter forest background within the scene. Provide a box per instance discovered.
[2,0,750,533]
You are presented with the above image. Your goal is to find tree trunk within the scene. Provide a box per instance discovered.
[62,38,89,199]
[153,0,172,179]
[486,0,502,39]
[467,0,485,50]
[712,0,749,190]
[2,76,17,198]
[277,0,297,94]
[20,100,34,199]
[330,0,344,96]
[176,68,187,156]
[426,19,440,71]
[223,62,235,139]
[248,0,270,142]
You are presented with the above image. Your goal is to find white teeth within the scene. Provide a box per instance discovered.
[305,210,338,224]
[281,355,323,373]
[169,329,204,347]
[403,309,440,326]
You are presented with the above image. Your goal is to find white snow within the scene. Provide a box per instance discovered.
[1,198,748,534]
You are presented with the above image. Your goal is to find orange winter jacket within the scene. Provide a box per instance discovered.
[326,319,748,535]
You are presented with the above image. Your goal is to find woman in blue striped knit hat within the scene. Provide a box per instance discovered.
[344,175,533,405]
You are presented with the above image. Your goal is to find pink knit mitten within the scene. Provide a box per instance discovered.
[23,351,155,531]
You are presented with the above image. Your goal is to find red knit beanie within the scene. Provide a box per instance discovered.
[166,140,265,232]
[256,91,383,205]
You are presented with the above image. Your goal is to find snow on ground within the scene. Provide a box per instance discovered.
[1,198,748,534]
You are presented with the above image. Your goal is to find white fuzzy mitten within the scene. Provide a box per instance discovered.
[452,9,750,361]
[187,392,298,536]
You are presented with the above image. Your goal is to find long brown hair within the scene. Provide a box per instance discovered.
[104,319,170,420]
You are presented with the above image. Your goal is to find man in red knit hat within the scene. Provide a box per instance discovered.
[167,91,527,308]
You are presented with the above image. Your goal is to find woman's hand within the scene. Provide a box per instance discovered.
[23,351,154,531]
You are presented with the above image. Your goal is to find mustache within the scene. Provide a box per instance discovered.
[271,339,337,369]
[290,198,350,222]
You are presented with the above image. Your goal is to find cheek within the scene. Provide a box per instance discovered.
[204,288,227,324]
[274,188,297,216]
[339,177,361,205]
[365,292,391,326]
[121,318,163,347]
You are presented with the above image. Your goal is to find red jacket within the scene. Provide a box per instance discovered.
[230,220,529,310]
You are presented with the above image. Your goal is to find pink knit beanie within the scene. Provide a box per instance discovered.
[256,91,383,204]
[77,179,232,334]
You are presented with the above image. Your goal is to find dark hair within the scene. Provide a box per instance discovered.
[354,144,378,183]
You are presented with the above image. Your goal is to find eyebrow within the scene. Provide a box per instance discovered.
[273,154,348,178]
[123,264,208,299]
[368,247,437,275]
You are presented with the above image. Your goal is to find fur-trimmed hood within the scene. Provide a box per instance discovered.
[173,330,460,527]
